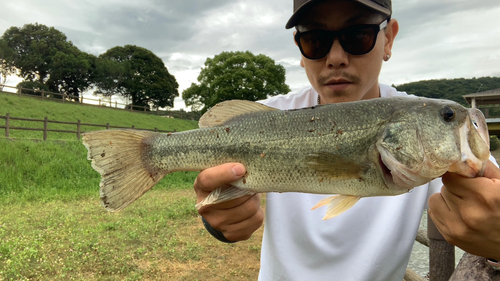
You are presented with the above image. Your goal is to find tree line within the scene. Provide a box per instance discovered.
[394,77,500,106]
[0,23,179,110]
[0,23,291,112]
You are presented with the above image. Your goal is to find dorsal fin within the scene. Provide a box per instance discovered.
[199,100,278,128]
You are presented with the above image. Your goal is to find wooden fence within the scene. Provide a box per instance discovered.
[0,85,201,120]
[0,113,172,141]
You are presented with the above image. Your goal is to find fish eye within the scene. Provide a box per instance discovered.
[441,106,455,122]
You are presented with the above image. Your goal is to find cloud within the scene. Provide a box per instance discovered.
[1,0,500,109]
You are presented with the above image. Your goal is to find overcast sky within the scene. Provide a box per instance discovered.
[1,0,500,110]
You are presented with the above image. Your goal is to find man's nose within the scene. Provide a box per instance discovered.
[325,39,348,68]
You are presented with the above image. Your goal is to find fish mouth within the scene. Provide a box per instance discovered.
[448,108,490,177]
[378,155,394,187]
[377,149,427,191]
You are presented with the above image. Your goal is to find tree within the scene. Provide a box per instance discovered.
[394,77,500,106]
[0,38,17,87]
[1,23,72,82]
[95,45,179,109]
[46,46,97,98]
[182,51,291,113]
[0,23,95,97]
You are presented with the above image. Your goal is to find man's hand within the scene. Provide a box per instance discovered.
[429,160,500,260]
[194,163,264,242]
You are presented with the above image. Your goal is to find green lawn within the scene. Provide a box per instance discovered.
[0,139,262,280]
[0,95,264,280]
[0,91,198,140]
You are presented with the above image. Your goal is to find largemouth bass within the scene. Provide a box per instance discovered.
[82,96,490,220]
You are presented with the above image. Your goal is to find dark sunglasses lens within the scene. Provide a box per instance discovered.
[299,32,333,59]
[298,25,378,59]
[341,26,377,55]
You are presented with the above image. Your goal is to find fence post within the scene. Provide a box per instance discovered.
[99,99,101,106]
[130,105,133,112]
[115,101,117,108]
[43,117,48,141]
[106,123,109,129]
[81,96,84,106]
[132,125,135,129]
[428,213,455,281]
[5,113,9,138]
[41,90,45,100]
[154,127,158,132]
[77,120,81,140]
[17,86,21,97]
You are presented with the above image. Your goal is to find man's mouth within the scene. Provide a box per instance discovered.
[324,79,352,90]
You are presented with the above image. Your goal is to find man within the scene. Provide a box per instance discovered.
[194,0,500,280]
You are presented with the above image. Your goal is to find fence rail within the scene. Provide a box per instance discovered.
[0,85,201,120]
[0,113,172,141]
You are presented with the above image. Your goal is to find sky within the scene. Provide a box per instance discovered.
[1,0,500,110]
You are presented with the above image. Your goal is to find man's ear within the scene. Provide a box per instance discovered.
[384,19,399,59]
[293,30,305,68]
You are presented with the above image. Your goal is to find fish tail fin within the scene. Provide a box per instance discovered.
[82,129,167,212]
[195,186,256,209]
[311,195,360,220]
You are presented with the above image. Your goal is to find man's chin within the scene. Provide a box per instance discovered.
[320,89,359,104]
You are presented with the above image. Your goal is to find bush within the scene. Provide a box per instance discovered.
[17,81,50,96]
[490,135,500,151]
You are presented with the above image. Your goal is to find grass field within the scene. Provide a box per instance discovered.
[0,91,198,140]
[0,138,264,280]
[2,92,499,280]
[0,94,264,280]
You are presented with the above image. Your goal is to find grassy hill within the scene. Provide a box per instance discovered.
[0,92,262,280]
[0,91,201,203]
[0,91,198,140]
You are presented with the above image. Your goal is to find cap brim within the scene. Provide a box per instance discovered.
[285,0,391,29]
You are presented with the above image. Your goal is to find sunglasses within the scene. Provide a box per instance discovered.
[295,20,388,60]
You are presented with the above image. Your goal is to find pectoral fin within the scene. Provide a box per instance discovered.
[306,152,370,180]
[195,186,256,209]
[311,195,361,220]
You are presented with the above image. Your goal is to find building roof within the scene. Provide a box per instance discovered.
[463,88,500,106]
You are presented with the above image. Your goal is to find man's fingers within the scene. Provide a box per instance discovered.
[223,206,265,241]
[428,192,466,243]
[442,161,500,198]
[194,163,246,197]
[483,160,500,179]
[199,194,261,224]
[199,194,264,241]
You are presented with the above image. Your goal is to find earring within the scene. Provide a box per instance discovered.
[384,54,391,61]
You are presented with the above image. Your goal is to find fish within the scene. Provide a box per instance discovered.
[82,96,490,220]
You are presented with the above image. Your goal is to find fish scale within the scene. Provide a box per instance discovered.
[82,96,490,219]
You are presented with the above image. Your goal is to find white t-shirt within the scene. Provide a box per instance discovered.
[257,84,443,281]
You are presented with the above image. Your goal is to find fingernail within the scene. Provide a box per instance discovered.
[232,164,246,177]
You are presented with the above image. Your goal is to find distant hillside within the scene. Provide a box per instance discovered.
[0,92,198,140]
[394,77,500,106]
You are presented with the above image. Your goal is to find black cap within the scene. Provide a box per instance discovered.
[286,0,392,29]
